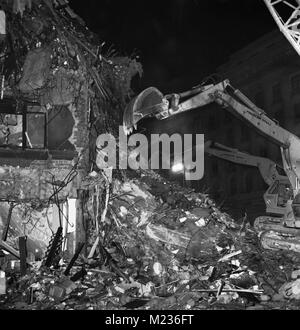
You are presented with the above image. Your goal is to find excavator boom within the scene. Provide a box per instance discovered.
[204,140,292,217]
[204,140,282,186]
[123,80,300,194]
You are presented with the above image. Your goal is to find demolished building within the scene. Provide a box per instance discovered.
[0,0,142,258]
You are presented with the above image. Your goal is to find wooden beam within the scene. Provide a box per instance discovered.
[0,239,32,266]
[18,236,27,276]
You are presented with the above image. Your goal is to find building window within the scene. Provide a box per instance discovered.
[224,112,231,123]
[47,105,75,151]
[211,182,221,200]
[245,172,253,193]
[294,103,300,122]
[227,129,235,145]
[227,162,236,173]
[0,114,22,147]
[208,115,216,130]
[0,99,75,153]
[212,160,218,175]
[0,102,46,149]
[274,108,284,124]
[230,176,237,195]
[240,126,250,143]
[260,146,268,158]
[272,83,282,104]
[255,91,264,108]
[291,74,300,95]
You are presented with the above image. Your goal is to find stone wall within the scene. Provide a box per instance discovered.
[0,159,84,202]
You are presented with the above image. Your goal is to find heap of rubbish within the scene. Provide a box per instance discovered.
[2,169,300,310]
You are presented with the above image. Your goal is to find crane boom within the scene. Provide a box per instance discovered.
[263,0,300,57]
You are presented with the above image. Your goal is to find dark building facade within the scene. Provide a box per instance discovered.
[195,30,300,222]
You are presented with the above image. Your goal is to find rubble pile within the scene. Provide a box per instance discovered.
[1,169,300,310]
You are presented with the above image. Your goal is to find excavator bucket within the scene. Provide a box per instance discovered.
[123,87,165,135]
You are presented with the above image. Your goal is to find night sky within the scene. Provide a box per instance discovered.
[69,0,276,93]
[69,1,280,201]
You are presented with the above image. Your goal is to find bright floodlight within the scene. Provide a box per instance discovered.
[171,163,184,173]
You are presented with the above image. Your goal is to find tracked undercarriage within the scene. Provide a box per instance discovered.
[254,216,300,253]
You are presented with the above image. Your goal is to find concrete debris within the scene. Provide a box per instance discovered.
[291,269,300,280]
[0,169,300,310]
[218,250,242,262]
[18,47,52,92]
[260,294,271,302]
[279,279,300,300]
[272,293,285,302]
[49,279,77,301]
[145,223,191,248]
[0,270,5,295]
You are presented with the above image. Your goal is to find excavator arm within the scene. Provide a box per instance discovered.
[204,140,292,217]
[123,79,300,194]
[125,80,290,146]
[204,140,282,186]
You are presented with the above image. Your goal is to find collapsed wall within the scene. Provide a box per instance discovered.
[0,0,142,256]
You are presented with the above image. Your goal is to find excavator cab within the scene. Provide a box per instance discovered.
[264,179,293,215]
[292,193,300,221]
